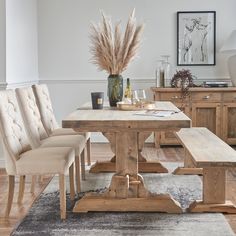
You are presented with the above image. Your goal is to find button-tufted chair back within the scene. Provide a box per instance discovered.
[0,90,31,175]
[32,84,59,135]
[16,87,49,148]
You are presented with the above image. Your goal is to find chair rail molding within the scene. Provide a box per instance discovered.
[6,80,39,89]
[39,77,156,85]
[39,76,231,86]
[0,81,7,90]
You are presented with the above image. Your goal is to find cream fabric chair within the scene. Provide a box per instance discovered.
[0,90,75,219]
[15,87,86,193]
[32,84,91,165]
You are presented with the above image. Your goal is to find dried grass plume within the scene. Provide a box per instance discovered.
[90,9,144,75]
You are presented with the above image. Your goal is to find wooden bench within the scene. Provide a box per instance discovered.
[176,127,236,213]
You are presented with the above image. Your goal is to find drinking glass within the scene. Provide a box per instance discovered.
[131,90,139,104]
[136,89,146,101]
[132,89,146,106]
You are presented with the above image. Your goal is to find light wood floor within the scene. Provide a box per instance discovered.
[1,143,236,235]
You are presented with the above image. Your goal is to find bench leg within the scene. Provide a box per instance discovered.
[189,167,236,213]
[173,148,203,175]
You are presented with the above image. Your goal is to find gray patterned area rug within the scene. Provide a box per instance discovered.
[12,163,235,236]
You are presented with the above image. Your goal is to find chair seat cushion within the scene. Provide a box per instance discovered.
[17,147,74,175]
[40,135,86,156]
[51,128,90,140]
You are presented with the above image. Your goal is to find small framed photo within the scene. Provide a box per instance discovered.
[177,11,216,66]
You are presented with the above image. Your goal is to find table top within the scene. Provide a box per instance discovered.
[62,101,191,132]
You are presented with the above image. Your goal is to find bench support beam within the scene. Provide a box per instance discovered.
[173,148,203,175]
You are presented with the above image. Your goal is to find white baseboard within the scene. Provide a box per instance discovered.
[0,159,5,169]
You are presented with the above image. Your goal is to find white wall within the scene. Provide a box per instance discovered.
[0,0,6,87]
[0,0,6,168]
[37,0,236,142]
[38,0,236,81]
[0,0,39,168]
[6,0,38,87]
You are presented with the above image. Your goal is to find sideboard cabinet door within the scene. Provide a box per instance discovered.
[222,103,236,144]
[192,103,221,137]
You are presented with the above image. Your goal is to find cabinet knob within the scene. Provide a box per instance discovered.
[172,96,179,99]
[203,95,210,99]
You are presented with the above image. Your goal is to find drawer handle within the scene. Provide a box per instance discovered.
[171,96,179,99]
[203,95,210,100]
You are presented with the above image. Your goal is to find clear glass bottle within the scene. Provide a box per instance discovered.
[161,55,171,86]
[156,60,165,87]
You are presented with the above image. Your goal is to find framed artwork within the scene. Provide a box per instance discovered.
[177,11,216,66]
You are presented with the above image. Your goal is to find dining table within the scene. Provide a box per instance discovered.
[62,101,191,213]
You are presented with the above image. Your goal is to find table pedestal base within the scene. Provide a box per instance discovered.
[90,161,168,173]
[73,194,182,213]
[74,131,182,214]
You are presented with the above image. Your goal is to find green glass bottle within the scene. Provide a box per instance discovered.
[124,78,132,99]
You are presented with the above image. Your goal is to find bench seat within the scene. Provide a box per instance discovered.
[176,127,236,213]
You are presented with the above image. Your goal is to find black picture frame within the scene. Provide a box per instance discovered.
[177,11,216,66]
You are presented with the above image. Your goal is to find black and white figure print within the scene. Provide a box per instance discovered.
[177,11,216,66]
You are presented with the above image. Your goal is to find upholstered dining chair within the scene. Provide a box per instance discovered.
[32,84,91,166]
[15,87,86,193]
[0,90,75,219]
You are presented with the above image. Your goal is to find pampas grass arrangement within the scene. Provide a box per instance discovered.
[90,9,144,75]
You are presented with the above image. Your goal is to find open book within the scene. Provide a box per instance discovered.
[134,110,179,117]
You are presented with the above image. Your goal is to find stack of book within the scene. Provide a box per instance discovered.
[203,82,228,87]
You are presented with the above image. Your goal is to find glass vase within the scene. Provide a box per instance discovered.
[107,74,123,107]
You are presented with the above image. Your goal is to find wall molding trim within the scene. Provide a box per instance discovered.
[7,80,39,89]
[0,81,7,90]
[40,78,156,84]
[40,76,231,86]
[0,77,231,89]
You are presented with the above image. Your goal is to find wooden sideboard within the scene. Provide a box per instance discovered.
[151,87,236,146]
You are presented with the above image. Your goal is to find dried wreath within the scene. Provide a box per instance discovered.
[170,69,196,111]
[170,69,195,98]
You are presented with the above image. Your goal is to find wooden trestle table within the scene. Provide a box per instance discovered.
[62,101,191,213]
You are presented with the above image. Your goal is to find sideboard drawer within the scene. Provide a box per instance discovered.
[160,92,189,103]
[223,92,236,102]
[191,92,221,102]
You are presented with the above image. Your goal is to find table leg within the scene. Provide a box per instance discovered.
[73,131,182,213]
[89,132,168,173]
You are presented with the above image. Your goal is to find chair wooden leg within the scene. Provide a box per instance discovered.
[59,174,66,220]
[5,175,15,217]
[75,155,81,193]
[30,175,36,193]
[86,138,91,166]
[17,175,25,204]
[81,149,86,181]
[39,175,44,183]
[69,163,75,201]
